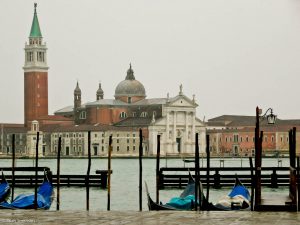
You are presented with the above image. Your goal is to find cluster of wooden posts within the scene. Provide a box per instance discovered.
[4,126,300,211]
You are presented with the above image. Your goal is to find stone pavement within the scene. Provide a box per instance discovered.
[0,211,299,225]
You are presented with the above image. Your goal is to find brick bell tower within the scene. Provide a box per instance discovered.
[24,3,49,127]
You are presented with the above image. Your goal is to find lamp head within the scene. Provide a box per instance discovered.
[266,109,276,124]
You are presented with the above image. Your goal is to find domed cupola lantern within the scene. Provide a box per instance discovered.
[96,82,104,100]
[114,64,146,103]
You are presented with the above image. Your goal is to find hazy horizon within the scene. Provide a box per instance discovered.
[1,0,300,124]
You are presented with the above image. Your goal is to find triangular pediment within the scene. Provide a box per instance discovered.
[168,95,197,108]
[150,115,205,127]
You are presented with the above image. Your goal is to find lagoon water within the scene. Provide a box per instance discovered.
[0,157,290,211]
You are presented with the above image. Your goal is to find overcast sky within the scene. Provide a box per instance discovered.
[0,0,300,123]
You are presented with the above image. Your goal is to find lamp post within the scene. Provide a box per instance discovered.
[254,106,276,209]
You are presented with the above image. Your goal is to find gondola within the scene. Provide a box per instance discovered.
[146,174,203,211]
[207,176,250,211]
[0,172,10,203]
[0,171,53,210]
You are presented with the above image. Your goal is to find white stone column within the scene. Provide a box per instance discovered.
[173,111,176,153]
[185,111,188,142]
[166,112,169,140]
[192,112,195,142]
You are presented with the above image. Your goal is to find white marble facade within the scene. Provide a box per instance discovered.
[148,92,206,156]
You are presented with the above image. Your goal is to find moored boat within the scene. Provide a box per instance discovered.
[0,171,53,210]
[146,174,203,211]
[208,176,250,211]
[0,172,10,203]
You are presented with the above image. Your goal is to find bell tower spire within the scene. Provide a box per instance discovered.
[24,3,49,127]
[30,3,42,38]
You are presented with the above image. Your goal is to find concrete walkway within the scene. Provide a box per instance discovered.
[0,211,299,225]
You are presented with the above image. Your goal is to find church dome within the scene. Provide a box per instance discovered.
[114,64,146,98]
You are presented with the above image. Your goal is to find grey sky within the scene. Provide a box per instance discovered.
[1,0,300,123]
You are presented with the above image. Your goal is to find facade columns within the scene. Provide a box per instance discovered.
[185,111,189,142]
[166,112,170,141]
[173,111,176,142]
[192,112,195,142]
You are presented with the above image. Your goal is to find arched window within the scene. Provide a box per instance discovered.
[120,112,127,118]
[140,112,148,117]
[79,111,86,119]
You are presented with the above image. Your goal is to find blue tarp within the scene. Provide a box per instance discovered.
[166,195,195,210]
[0,181,53,209]
[228,185,250,200]
[0,181,10,202]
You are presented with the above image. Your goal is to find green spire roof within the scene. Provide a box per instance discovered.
[29,3,42,37]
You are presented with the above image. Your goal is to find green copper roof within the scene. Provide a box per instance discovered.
[29,3,42,37]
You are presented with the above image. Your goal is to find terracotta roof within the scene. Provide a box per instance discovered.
[114,117,152,127]
[41,124,139,133]
[38,115,73,121]
[0,123,24,128]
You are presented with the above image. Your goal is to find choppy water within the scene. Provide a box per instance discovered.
[0,157,290,211]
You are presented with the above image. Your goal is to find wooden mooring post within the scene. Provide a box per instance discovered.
[56,137,61,210]
[206,134,210,206]
[86,131,91,211]
[288,127,297,208]
[11,134,15,201]
[195,133,199,211]
[34,132,39,210]
[156,134,161,204]
[297,156,300,211]
[249,157,254,211]
[139,129,143,211]
[107,135,112,211]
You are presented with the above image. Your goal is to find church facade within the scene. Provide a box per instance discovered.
[54,64,206,155]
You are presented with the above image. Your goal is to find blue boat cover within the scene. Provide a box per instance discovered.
[0,181,53,209]
[228,185,250,200]
[166,195,195,210]
[0,181,10,202]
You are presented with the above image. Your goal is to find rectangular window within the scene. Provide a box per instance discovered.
[127,146,129,151]
[117,146,119,151]
[133,146,136,151]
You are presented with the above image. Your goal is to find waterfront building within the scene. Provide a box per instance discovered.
[207,115,300,157]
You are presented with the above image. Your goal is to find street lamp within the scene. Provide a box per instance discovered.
[259,108,277,125]
[254,106,276,210]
